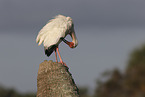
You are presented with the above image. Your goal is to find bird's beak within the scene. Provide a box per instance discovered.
[61,28,78,48]
[69,28,78,48]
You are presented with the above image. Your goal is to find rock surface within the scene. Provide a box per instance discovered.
[37,60,79,97]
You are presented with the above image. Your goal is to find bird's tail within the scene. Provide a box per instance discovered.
[45,45,57,57]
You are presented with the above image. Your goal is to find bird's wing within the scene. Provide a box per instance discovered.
[36,23,66,48]
[36,23,51,45]
[36,15,69,48]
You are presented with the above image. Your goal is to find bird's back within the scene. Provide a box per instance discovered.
[36,15,69,48]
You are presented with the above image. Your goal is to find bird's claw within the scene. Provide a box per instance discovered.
[58,62,68,67]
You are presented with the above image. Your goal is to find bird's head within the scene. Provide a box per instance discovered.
[68,25,78,48]
[65,17,78,48]
[70,32,78,48]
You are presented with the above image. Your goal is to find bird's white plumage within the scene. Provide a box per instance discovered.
[36,15,73,48]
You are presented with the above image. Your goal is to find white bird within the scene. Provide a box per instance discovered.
[36,15,78,66]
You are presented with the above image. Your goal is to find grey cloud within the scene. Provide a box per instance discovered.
[0,0,145,30]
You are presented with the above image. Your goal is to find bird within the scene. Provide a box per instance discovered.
[36,15,78,66]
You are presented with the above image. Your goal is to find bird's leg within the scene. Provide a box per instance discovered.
[56,46,67,67]
[54,49,58,62]
[56,47,62,62]
[60,38,74,48]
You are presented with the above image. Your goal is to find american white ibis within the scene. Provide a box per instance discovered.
[36,15,78,66]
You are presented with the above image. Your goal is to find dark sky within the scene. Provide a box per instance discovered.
[0,0,145,30]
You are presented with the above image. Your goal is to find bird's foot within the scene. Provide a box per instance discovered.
[58,61,68,67]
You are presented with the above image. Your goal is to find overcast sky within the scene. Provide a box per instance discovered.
[0,0,145,30]
[0,0,145,94]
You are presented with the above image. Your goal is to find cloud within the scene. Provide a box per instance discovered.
[0,0,145,30]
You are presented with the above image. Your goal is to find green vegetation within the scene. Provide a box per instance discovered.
[0,86,35,97]
[95,44,145,97]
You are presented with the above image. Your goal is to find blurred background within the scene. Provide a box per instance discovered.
[0,0,145,97]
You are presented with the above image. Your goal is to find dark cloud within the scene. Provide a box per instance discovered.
[0,0,145,30]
